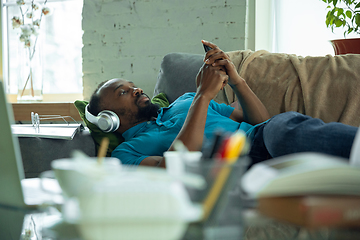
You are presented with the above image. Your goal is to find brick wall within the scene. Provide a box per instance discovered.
[82,0,247,100]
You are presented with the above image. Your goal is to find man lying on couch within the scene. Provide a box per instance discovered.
[85,40,358,168]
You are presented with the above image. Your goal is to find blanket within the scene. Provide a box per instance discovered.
[224,50,360,127]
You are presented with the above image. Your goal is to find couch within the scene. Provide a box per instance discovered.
[158,50,360,126]
[19,50,360,178]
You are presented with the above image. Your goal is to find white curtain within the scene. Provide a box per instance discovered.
[256,0,358,56]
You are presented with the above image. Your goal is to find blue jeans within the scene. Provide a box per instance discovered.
[248,111,358,167]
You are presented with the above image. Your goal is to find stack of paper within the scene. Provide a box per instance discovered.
[11,124,82,140]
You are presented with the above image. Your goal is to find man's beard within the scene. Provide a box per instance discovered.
[115,93,160,126]
[135,94,160,122]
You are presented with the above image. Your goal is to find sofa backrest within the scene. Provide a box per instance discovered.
[154,52,233,105]
[154,52,201,103]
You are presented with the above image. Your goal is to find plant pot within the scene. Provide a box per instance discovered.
[330,38,360,55]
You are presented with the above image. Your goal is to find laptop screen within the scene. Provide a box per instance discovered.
[0,81,26,208]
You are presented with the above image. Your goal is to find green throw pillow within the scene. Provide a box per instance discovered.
[74,100,124,157]
[73,92,170,157]
[151,92,170,108]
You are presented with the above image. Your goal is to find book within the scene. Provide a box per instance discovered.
[241,152,360,198]
[11,124,81,140]
[258,195,360,228]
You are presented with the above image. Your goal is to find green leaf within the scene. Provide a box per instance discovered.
[326,11,332,26]
[346,10,352,18]
[331,8,337,15]
[326,10,335,21]
[355,2,360,8]
[348,28,354,34]
[333,0,338,7]
[326,17,331,26]
[330,18,335,25]
[355,13,360,26]
[335,19,343,27]
[336,8,344,16]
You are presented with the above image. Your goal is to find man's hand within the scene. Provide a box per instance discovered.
[202,40,242,87]
[201,40,270,125]
[196,63,228,100]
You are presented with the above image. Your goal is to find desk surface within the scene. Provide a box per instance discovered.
[2,206,360,240]
[12,102,82,122]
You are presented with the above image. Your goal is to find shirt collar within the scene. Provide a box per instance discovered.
[122,105,173,140]
[122,122,149,141]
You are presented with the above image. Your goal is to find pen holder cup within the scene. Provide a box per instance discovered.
[183,156,250,240]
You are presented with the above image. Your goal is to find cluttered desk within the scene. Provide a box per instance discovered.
[2,152,360,240]
[3,139,360,240]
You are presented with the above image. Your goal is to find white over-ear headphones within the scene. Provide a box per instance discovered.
[85,104,120,133]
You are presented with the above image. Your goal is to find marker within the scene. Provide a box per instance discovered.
[223,131,247,163]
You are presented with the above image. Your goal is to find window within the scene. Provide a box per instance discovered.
[2,0,83,95]
[255,0,359,56]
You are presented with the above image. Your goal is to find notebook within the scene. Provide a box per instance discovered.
[0,81,62,209]
[12,124,80,140]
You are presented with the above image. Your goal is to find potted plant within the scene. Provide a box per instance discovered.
[322,0,360,54]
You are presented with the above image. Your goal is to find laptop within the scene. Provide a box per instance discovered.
[0,81,62,210]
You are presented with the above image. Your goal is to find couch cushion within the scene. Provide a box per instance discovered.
[154,52,236,105]
[154,52,202,104]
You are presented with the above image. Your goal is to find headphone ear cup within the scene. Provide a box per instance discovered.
[97,110,120,133]
[85,105,120,133]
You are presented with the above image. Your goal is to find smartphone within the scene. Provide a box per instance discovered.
[203,44,212,53]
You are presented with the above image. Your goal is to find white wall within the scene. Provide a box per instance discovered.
[82,0,248,100]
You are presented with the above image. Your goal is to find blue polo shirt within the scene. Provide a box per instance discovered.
[111,92,257,165]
